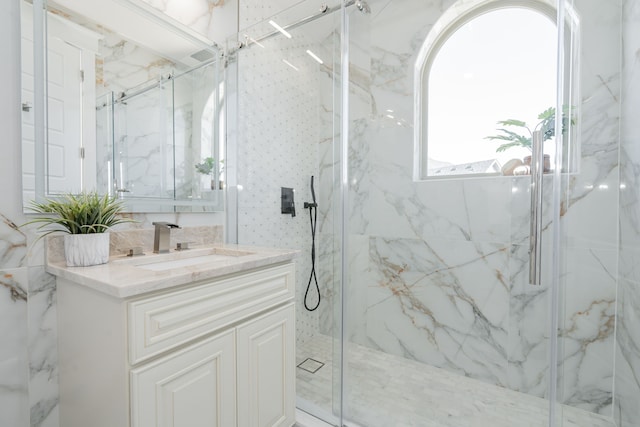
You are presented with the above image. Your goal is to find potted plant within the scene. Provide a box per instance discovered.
[195,157,224,190]
[485,106,574,173]
[24,192,134,267]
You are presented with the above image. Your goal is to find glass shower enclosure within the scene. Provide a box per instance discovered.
[227,0,640,426]
[96,61,224,212]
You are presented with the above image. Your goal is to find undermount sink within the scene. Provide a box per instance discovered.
[114,247,255,271]
[137,253,244,271]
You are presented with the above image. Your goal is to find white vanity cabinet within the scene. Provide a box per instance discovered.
[56,262,296,427]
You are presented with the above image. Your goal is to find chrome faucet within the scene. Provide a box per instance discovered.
[152,222,181,254]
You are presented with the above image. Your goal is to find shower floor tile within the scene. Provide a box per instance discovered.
[297,334,616,427]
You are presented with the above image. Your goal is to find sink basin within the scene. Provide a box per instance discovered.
[115,247,255,271]
[137,254,242,271]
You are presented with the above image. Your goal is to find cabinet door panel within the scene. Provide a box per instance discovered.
[237,303,295,427]
[131,330,236,427]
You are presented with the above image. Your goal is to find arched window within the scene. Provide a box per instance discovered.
[413,1,565,179]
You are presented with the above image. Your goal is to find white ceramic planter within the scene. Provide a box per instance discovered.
[64,233,110,267]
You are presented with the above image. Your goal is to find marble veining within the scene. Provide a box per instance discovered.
[364,237,510,385]
[28,267,58,427]
[0,213,27,269]
[0,269,28,302]
[0,268,29,427]
[140,0,237,44]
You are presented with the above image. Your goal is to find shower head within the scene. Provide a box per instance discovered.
[356,0,371,14]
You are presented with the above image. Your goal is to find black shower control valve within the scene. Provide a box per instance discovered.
[281,187,296,217]
[304,202,317,209]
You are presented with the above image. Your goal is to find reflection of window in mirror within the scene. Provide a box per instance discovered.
[415,5,559,179]
[199,80,225,191]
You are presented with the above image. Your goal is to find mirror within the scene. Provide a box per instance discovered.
[20,0,224,212]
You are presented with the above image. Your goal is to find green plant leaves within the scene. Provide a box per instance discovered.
[537,107,555,120]
[485,106,577,154]
[496,119,527,127]
[195,157,216,175]
[484,127,532,152]
[23,192,135,235]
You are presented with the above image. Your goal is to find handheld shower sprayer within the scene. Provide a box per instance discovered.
[304,176,320,311]
[304,176,317,209]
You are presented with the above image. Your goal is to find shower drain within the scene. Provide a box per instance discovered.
[297,357,325,374]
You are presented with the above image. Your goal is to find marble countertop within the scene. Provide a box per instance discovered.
[45,244,298,299]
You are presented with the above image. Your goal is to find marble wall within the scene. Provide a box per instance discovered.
[1,2,35,425]
[140,0,238,46]
[328,0,623,420]
[615,1,640,426]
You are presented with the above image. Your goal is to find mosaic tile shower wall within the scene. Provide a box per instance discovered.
[232,0,341,347]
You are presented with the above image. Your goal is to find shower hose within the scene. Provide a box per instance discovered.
[304,176,321,311]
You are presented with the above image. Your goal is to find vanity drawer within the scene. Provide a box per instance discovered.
[128,263,294,365]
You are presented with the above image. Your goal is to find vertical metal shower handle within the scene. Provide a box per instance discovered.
[529,130,544,285]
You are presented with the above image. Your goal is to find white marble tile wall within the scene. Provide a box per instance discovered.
[97,31,176,96]
[327,0,623,420]
[27,267,58,427]
[140,0,238,45]
[0,268,29,427]
[0,2,31,425]
[616,1,640,426]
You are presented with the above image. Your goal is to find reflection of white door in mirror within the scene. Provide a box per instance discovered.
[21,2,99,202]
[45,38,82,194]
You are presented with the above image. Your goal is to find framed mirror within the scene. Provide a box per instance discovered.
[20,0,225,212]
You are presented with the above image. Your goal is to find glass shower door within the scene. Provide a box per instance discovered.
[555,0,621,426]
[339,0,566,425]
[338,0,628,426]
[224,2,345,424]
[112,78,175,201]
